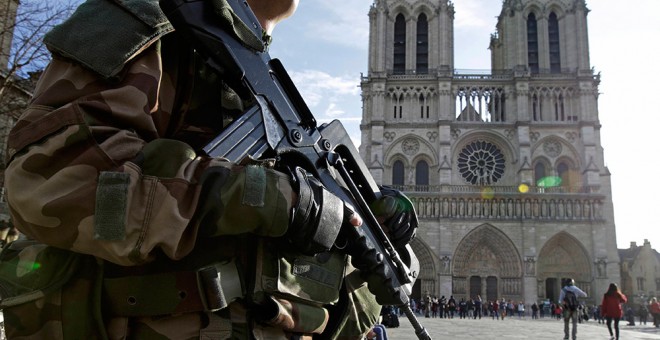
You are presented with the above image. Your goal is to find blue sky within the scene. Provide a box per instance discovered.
[269,0,660,249]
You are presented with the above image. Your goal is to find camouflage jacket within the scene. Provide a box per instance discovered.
[2,0,380,339]
[5,2,293,267]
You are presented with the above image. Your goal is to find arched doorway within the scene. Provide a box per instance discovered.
[409,237,437,300]
[486,276,498,302]
[537,232,592,302]
[452,224,522,301]
[470,276,481,299]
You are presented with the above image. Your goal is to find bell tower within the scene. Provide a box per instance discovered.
[491,0,591,73]
[361,0,455,187]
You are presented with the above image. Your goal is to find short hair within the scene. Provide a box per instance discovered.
[564,278,574,286]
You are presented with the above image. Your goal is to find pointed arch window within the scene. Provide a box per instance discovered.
[532,93,542,121]
[527,13,539,74]
[394,14,406,75]
[553,93,566,121]
[393,93,403,119]
[416,13,428,74]
[534,162,547,185]
[392,160,405,186]
[416,160,429,190]
[548,12,561,73]
[557,161,570,187]
[419,94,428,119]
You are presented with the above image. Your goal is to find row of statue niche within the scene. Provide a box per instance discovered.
[411,197,602,220]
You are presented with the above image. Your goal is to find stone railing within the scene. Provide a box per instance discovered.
[395,185,604,221]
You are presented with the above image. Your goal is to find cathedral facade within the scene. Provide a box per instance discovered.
[359,0,619,305]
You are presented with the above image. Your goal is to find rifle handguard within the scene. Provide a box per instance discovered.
[289,167,343,255]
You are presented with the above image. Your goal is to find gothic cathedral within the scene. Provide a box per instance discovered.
[359,0,619,305]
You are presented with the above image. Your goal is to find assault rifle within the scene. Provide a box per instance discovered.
[159,0,431,338]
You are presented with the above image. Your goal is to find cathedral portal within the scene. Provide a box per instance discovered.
[452,225,522,302]
[537,232,593,302]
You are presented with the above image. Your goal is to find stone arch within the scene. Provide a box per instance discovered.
[522,3,543,19]
[532,135,581,168]
[555,155,579,188]
[412,153,434,167]
[545,3,567,19]
[409,237,438,299]
[386,153,408,185]
[453,224,522,277]
[385,134,438,166]
[389,4,412,21]
[388,153,410,168]
[554,155,576,169]
[533,156,552,185]
[452,225,522,300]
[537,231,592,301]
[412,3,435,20]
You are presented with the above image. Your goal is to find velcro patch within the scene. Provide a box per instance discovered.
[242,165,265,207]
[94,171,130,241]
[292,259,339,288]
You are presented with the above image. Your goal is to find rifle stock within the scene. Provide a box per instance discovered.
[159,0,430,338]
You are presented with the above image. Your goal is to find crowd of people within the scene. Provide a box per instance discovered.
[375,284,660,340]
[399,293,660,328]
[408,294,536,320]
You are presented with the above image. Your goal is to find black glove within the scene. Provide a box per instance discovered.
[370,186,418,249]
[288,167,345,255]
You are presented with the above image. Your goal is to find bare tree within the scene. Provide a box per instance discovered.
[0,0,78,243]
[0,0,78,150]
[0,0,78,91]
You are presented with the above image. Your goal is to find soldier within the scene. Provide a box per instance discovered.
[0,0,418,339]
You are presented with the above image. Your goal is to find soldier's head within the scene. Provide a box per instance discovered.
[246,0,299,34]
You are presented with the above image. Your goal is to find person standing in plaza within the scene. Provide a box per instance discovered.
[650,297,660,328]
[559,278,587,340]
[448,295,457,318]
[600,283,627,340]
[499,298,507,320]
[492,299,500,319]
[424,292,432,318]
[638,303,649,325]
[474,295,483,319]
[458,298,468,319]
[431,296,439,318]
[531,301,539,319]
[517,301,525,318]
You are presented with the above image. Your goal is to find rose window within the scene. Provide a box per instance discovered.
[457,141,505,185]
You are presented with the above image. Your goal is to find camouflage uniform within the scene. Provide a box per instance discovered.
[0,0,380,338]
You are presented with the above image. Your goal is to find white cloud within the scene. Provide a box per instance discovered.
[325,103,344,117]
[303,1,370,50]
[289,70,361,108]
[453,0,500,30]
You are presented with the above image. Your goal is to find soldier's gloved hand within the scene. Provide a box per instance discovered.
[288,167,352,255]
[370,186,418,249]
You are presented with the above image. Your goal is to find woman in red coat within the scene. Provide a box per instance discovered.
[601,283,627,340]
[651,297,660,328]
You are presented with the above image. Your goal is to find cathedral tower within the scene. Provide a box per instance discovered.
[360,0,619,304]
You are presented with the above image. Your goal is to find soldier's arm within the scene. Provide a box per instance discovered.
[5,46,295,266]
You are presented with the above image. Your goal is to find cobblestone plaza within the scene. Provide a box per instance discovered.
[387,316,660,339]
